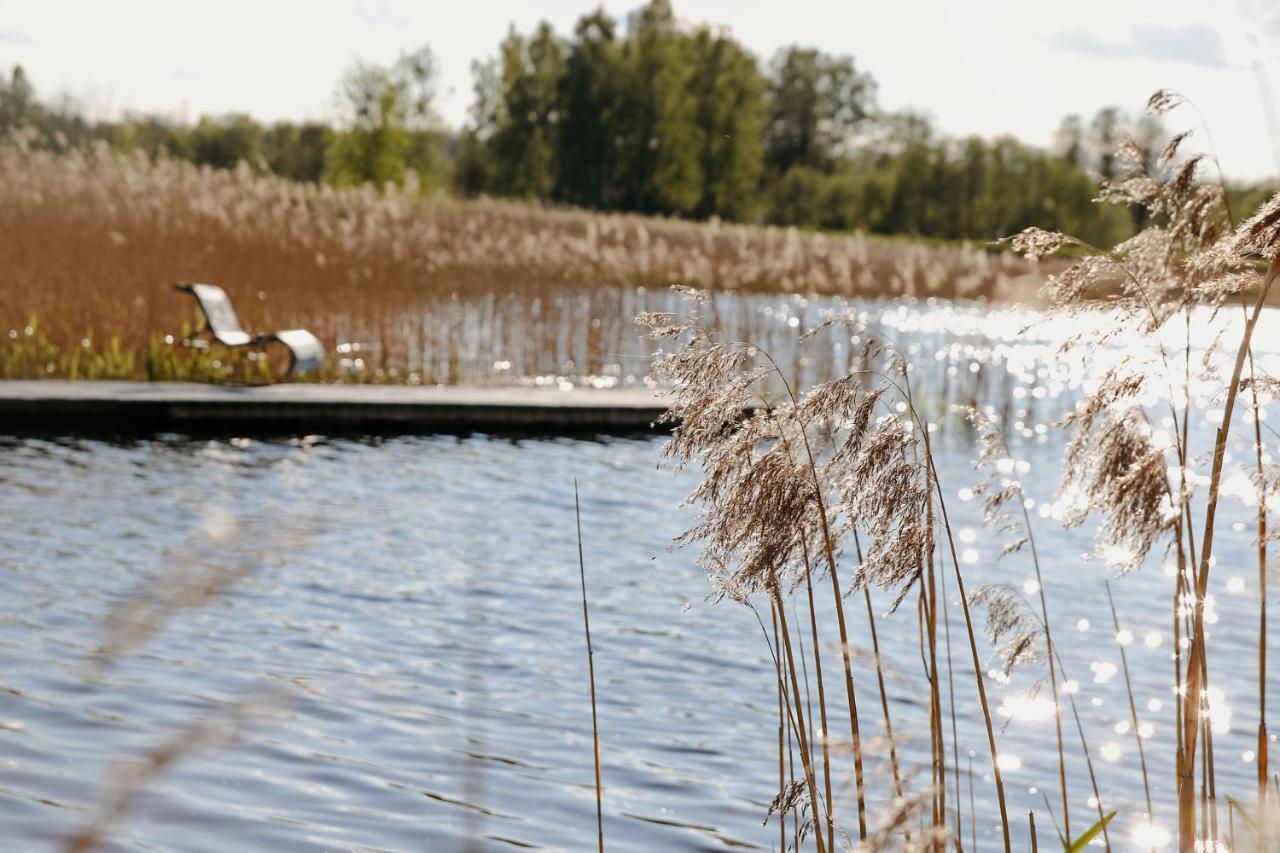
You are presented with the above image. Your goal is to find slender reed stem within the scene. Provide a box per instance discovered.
[810,477,867,840]
[920,427,1012,851]
[774,608,787,853]
[1010,462,1069,844]
[939,560,963,850]
[1104,581,1152,816]
[1180,256,1280,850]
[1038,790,1065,846]
[1173,525,1188,778]
[803,554,836,853]
[794,599,816,772]
[1053,648,1111,852]
[856,530,909,845]
[771,573,829,853]
[1202,652,1220,844]
[764,354,867,839]
[1201,713,1210,843]
[869,370,1010,850]
[574,482,604,853]
[923,482,947,847]
[1245,329,1270,808]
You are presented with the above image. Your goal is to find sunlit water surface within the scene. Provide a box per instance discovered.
[2,297,1279,851]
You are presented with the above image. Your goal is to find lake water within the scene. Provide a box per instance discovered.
[1,297,1278,851]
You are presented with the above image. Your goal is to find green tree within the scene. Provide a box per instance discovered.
[111,113,189,161]
[1054,114,1085,168]
[613,0,703,214]
[189,113,264,170]
[325,45,444,190]
[557,9,622,208]
[264,121,334,182]
[688,28,767,219]
[0,65,35,133]
[476,23,566,200]
[765,47,875,175]
[1090,106,1122,180]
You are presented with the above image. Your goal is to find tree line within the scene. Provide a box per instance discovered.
[2,0,1267,247]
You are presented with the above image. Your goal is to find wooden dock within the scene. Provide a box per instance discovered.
[0,381,670,437]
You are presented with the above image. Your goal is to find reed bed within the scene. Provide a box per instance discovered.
[645,91,1280,851]
[0,134,1045,385]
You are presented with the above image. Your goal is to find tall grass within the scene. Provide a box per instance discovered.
[0,133,1046,385]
[642,89,1279,850]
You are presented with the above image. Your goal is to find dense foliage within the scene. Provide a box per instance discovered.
[3,0,1267,246]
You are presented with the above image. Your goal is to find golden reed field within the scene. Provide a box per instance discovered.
[0,137,1048,384]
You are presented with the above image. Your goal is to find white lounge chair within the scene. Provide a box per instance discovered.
[174,282,324,377]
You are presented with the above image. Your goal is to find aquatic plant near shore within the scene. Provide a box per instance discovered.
[1008,89,1280,851]
[640,292,1015,849]
[645,89,1280,851]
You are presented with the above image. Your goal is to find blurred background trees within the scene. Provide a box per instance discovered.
[1,0,1265,247]
[324,45,452,190]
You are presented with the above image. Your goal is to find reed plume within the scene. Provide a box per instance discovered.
[642,294,1012,849]
[1009,90,1280,851]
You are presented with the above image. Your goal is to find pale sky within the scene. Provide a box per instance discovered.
[4,0,1280,180]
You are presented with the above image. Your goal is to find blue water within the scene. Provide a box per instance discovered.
[2,296,1279,851]
[0,428,1273,851]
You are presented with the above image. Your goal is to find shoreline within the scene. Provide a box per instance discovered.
[0,380,670,438]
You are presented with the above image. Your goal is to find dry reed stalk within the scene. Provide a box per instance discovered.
[754,592,823,850]
[763,353,869,842]
[1009,102,1280,848]
[1244,334,1270,808]
[574,482,605,853]
[1104,580,1153,816]
[772,606,787,852]
[855,531,909,846]
[1050,645,1111,852]
[922,480,947,847]
[817,510,868,843]
[1021,508,1069,846]
[770,577,829,853]
[973,411,1072,844]
[1201,714,1210,844]
[802,552,837,853]
[898,368,949,849]
[935,502,1010,851]
[1198,638,1221,845]
[1179,255,1280,849]
[791,410,869,841]
[1173,523,1189,786]
[938,556,963,850]
[795,599,816,768]
[914,406,1011,851]
[792,599,828,846]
